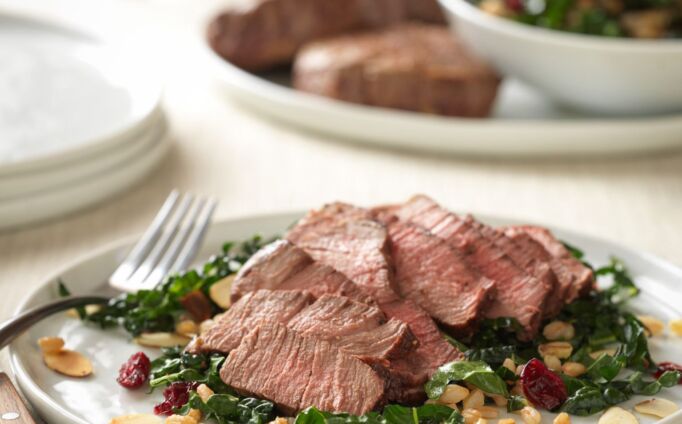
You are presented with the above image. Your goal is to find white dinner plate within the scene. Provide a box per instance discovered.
[9,211,682,423]
[202,38,682,157]
[0,13,162,173]
[0,116,169,231]
[0,107,166,200]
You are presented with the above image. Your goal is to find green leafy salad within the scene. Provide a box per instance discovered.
[66,236,681,424]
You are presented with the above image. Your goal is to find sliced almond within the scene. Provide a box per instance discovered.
[634,398,679,418]
[637,315,664,337]
[134,332,191,348]
[209,275,235,309]
[43,349,93,377]
[37,336,65,354]
[598,407,638,424]
[669,319,682,336]
[109,414,163,424]
[66,304,102,318]
[175,320,199,337]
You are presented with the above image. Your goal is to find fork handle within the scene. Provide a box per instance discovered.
[0,372,37,423]
[0,296,109,350]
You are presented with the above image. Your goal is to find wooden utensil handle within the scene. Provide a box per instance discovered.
[0,373,37,423]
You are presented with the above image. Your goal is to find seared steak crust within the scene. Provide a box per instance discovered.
[379,215,496,336]
[293,24,500,117]
[221,322,386,415]
[232,239,371,304]
[390,195,550,340]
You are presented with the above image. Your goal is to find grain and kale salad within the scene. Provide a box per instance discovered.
[474,0,681,38]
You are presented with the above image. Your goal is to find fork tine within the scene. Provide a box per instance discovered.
[170,197,218,274]
[141,197,207,288]
[124,193,195,288]
[109,190,179,287]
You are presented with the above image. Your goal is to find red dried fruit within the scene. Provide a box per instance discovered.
[520,358,568,410]
[504,0,524,11]
[154,381,199,416]
[654,362,682,384]
[116,352,151,389]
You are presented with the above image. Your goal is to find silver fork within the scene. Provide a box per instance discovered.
[0,191,218,349]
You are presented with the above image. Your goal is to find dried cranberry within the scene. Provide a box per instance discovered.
[654,362,682,384]
[520,358,568,410]
[116,352,151,389]
[504,0,524,11]
[154,381,199,416]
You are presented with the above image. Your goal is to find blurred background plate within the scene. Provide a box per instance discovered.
[203,39,682,157]
[0,108,165,200]
[0,116,169,231]
[0,13,163,174]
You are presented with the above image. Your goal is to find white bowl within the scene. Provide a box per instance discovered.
[439,0,682,115]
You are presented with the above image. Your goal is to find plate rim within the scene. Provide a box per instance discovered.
[8,209,682,423]
[0,12,164,175]
[200,34,682,156]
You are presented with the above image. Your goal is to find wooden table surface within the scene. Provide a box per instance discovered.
[1,0,681,415]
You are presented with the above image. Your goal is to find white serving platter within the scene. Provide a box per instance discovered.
[9,211,682,423]
[202,37,682,157]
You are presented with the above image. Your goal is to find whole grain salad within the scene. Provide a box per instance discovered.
[49,196,682,424]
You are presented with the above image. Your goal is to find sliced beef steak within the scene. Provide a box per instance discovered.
[466,220,561,319]
[378,215,495,337]
[231,239,371,304]
[505,225,595,301]
[200,289,313,353]
[287,203,461,403]
[200,290,414,364]
[221,322,386,415]
[293,24,500,118]
[389,195,550,340]
[286,203,398,303]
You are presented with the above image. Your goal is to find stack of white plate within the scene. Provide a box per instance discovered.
[0,14,168,231]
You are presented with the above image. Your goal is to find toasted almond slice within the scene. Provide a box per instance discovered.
[134,332,191,348]
[669,319,682,336]
[637,315,664,337]
[598,407,638,424]
[66,304,102,318]
[175,320,199,337]
[37,336,65,354]
[109,413,163,424]
[634,398,679,418]
[209,275,235,309]
[43,349,93,377]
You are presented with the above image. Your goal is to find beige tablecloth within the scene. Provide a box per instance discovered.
[1,0,682,392]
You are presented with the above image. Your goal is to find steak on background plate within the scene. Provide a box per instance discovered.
[293,24,501,117]
[208,0,446,71]
[221,321,386,415]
